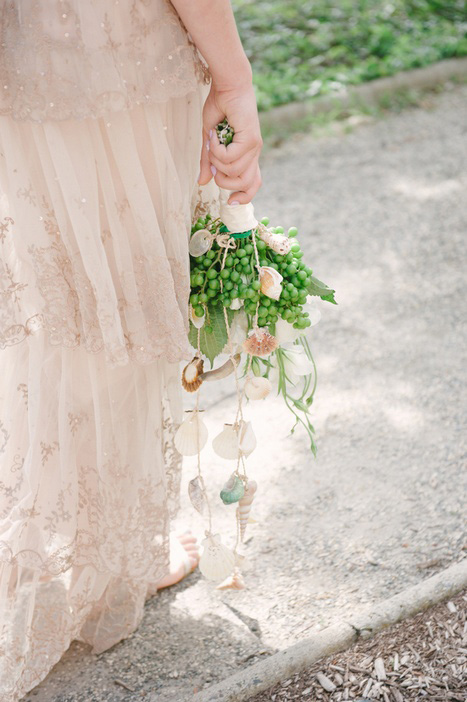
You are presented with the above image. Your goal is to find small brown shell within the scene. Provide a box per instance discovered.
[181,356,204,392]
[242,327,278,357]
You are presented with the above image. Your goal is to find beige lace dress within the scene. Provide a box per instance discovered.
[0,1,217,699]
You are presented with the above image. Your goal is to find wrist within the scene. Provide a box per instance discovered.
[210,56,253,93]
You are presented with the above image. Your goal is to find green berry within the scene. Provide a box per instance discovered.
[194,305,204,317]
[288,226,298,237]
[208,279,219,290]
[220,268,230,279]
[244,243,254,255]
[199,293,208,303]
[256,240,267,251]
[287,264,298,276]
[236,248,246,258]
[260,217,270,226]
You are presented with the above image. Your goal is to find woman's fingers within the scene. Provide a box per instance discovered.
[198,127,213,185]
[208,143,260,180]
[210,126,262,166]
[211,154,258,194]
[214,163,262,205]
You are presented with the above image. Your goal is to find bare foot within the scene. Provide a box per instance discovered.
[156,532,200,590]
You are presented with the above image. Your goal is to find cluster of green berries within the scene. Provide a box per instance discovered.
[189,215,314,333]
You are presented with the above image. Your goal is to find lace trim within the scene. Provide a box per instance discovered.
[0,0,211,122]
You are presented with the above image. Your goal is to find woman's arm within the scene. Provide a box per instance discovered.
[170,0,263,205]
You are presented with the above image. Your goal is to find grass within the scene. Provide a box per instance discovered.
[232,0,467,111]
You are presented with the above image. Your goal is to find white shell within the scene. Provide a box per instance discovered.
[229,297,243,310]
[259,229,293,255]
[244,375,271,400]
[237,480,258,541]
[199,533,236,581]
[238,420,256,457]
[216,568,245,590]
[189,304,205,329]
[188,476,207,514]
[212,420,256,460]
[174,411,208,456]
[212,424,239,460]
[259,266,283,300]
[189,229,213,257]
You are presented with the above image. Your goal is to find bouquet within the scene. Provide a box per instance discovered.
[174,120,335,589]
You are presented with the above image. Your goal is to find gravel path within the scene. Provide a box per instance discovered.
[250,590,467,701]
[24,85,467,702]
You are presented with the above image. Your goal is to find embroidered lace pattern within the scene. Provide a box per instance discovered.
[0,0,211,122]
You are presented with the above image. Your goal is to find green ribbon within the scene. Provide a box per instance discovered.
[219,224,254,240]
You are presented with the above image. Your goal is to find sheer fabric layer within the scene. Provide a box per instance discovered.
[0,0,211,122]
[0,336,184,699]
[0,90,207,368]
[0,80,222,699]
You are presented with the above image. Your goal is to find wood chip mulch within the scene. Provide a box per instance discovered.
[250,590,466,701]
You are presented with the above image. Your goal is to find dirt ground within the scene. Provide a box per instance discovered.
[23,84,467,702]
[251,590,466,701]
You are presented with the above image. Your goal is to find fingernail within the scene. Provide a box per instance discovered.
[230,200,240,206]
[206,140,210,152]
[210,165,217,176]
[209,129,213,139]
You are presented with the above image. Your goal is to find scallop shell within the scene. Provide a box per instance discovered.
[189,228,213,257]
[259,266,283,300]
[174,410,208,456]
[212,424,239,460]
[236,480,258,541]
[244,375,272,400]
[220,473,245,505]
[199,533,236,581]
[242,327,278,357]
[212,421,256,460]
[181,356,204,392]
[216,568,246,590]
[189,304,205,329]
[259,229,292,255]
[238,420,256,457]
[188,476,207,514]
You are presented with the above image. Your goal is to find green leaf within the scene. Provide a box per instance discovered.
[188,304,228,367]
[307,275,337,304]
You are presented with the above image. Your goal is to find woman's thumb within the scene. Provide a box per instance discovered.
[198,126,212,185]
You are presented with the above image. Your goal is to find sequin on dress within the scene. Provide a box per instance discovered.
[0,2,217,699]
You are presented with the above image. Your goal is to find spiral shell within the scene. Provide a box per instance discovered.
[244,375,271,400]
[236,480,258,541]
[188,476,207,514]
[174,410,208,456]
[189,229,213,257]
[220,473,245,505]
[181,356,204,392]
[259,229,292,255]
[199,533,236,582]
[242,327,278,357]
[216,568,246,590]
[259,266,283,300]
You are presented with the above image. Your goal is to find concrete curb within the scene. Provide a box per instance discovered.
[259,57,467,134]
[191,558,467,702]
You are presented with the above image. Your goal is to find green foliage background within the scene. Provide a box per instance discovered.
[232,1,467,110]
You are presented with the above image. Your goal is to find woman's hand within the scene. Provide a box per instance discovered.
[198,81,263,205]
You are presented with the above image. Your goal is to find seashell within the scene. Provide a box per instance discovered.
[181,356,204,392]
[174,410,208,456]
[244,375,271,400]
[199,533,236,581]
[216,568,246,590]
[189,304,205,329]
[200,354,241,382]
[220,473,245,505]
[212,420,256,460]
[236,480,257,541]
[229,297,243,310]
[188,476,207,514]
[242,327,278,357]
[259,228,293,255]
[259,266,283,300]
[212,423,239,460]
[189,228,213,257]
[238,420,256,457]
